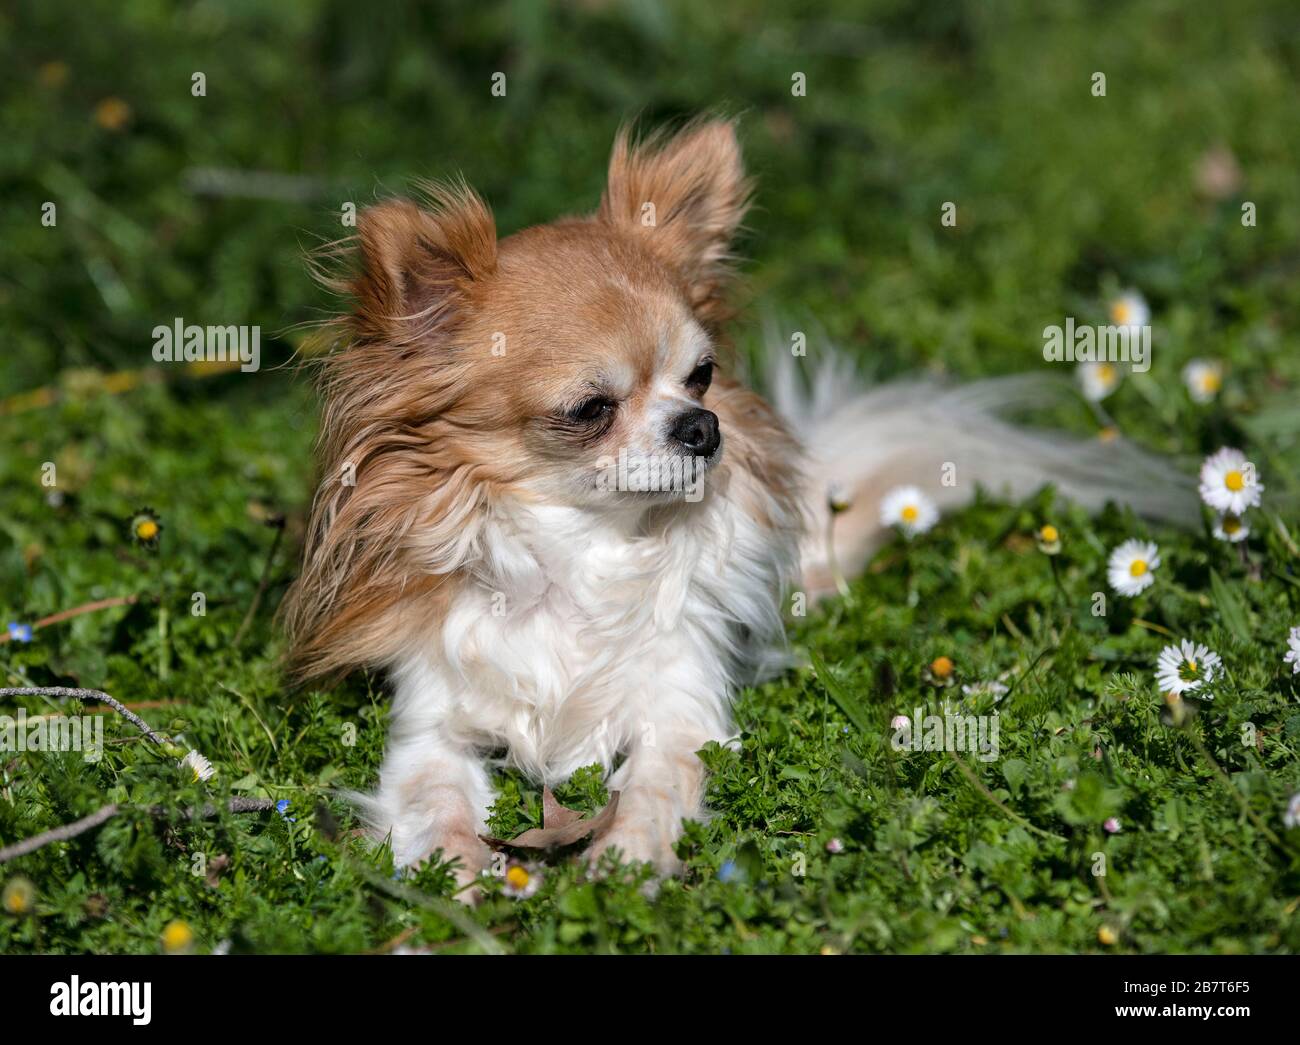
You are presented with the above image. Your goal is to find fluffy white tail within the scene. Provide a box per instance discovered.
[762,342,1197,597]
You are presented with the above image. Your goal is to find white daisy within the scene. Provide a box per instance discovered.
[1155,638,1222,697]
[1108,290,1150,332]
[1284,792,1300,830]
[1181,359,1223,404]
[961,680,1009,702]
[502,862,542,899]
[1078,360,1123,402]
[1198,446,1263,515]
[181,750,215,782]
[1212,512,1250,544]
[1284,625,1300,675]
[826,480,852,514]
[1107,538,1160,597]
[879,485,938,537]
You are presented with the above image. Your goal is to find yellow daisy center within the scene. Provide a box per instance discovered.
[1111,303,1130,324]
[1200,372,1221,393]
[901,505,919,523]
[94,97,131,130]
[930,656,954,678]
[1223,517,1241,534]
[1224,470,1244,491]
[1098,364,1116,383]
[505,866,530,889]
[1129,559,1148,577]
[161,920,193,951]
[1039,525,1059,543]
[136,520,159,540]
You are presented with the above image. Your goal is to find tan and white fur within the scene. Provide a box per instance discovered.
[283,119,1191,894]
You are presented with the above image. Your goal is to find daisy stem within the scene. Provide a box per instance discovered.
[825,510,852,605]
[1048,555,1071,613]
[155,551,169,682]
[1237,540,1262,582]
[1086,398,1117,431]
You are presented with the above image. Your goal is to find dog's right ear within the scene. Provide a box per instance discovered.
[348,184,497,343]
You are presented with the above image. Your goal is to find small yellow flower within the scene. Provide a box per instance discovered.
[3,877,36,915]
[819,944,840,955]
[38,61,70,88]
[1098,425,1120,443]
[505,865,530,890]
[94,97,132,131]
[1036,524,1061,555]
[1097,925,1118,946]
[128,508,162,549]
[161,919,194,953]
[930,656,954,679]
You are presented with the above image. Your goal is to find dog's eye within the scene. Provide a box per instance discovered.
[686,360,714,395]
[569,396,615,423]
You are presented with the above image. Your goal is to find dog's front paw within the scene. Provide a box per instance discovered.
[438,838,495,904]
[586,791,685,879]
[398,826,493,904]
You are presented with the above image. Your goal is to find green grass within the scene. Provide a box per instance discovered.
[3,0,1300,953]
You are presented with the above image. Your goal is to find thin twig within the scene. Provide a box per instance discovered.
[0,797,276,864]
[0,687,169,746]
[0,595,139,643]
[0,804,121,863]
[80,699,187,715]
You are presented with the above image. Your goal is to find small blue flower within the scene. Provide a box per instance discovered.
[717,859,740,883]
[7,622,32,643]
[275,799,296,822]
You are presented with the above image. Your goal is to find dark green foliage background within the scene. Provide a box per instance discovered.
[2,0,1299,953]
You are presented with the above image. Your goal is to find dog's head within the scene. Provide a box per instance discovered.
[348,119,747,506]
[285,120,751,675]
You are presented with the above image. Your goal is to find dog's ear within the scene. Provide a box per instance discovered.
[349,184,497,343]
[599,118,750,326]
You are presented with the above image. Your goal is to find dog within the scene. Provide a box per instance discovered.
[282,118,1190,894]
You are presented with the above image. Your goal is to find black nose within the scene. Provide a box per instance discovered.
[669,408,720,457]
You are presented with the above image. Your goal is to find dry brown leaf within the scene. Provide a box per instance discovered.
[480,787,620,850]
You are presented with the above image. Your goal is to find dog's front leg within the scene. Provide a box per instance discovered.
[372,727,494,899]
[587,720,718,878]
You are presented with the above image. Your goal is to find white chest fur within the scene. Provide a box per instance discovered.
[388,491,791,784]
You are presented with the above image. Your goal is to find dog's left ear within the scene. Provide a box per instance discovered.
[599,118,750,326]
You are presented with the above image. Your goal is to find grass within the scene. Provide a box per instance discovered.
[3,0,1300,953]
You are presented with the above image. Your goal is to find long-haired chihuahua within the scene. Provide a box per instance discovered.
[283,118,1189,895]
